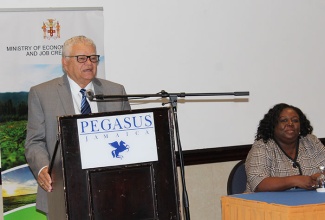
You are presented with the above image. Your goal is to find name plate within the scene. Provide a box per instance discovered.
[77,112,158,169]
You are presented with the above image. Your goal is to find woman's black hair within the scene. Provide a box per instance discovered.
[255,103,313,143]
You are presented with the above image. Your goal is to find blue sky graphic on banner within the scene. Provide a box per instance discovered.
[0,7,104,219]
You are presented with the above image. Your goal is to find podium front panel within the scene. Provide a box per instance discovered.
[89,165,156,219]
[48,107,180,220]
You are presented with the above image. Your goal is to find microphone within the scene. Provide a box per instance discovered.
[86,89,94,101]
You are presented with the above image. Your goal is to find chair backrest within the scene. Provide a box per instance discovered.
[227,159,247,195]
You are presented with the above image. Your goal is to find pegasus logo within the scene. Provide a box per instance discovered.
[109,141,130,159]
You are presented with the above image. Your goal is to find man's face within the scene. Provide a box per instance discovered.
[62,43,98,88]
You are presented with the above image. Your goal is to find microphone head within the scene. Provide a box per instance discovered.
[86,89,94,101]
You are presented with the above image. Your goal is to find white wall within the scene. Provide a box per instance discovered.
[105,0,325,150]
[180,161,238,220]
[2,0,325,151]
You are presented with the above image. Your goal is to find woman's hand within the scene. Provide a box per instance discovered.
[294,175,317,190]
[256,175,317,192]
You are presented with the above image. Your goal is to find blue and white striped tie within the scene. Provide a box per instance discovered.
[80,89,91,114]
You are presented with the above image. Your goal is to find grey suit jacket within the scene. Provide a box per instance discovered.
[24,74,131,213]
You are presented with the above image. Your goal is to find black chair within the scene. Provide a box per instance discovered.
[227,159,247,195]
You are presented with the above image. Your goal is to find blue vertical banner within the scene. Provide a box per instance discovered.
[0,7,104,219]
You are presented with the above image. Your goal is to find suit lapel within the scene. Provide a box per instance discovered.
[57,75,75,115]
[93,78,105,112]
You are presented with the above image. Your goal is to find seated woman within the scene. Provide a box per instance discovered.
[245,103,325,192]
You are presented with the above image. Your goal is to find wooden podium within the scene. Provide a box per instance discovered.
[48,107,180,220]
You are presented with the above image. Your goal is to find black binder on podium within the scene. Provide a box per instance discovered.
[47,107,180,220]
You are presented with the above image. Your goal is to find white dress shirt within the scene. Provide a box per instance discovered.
[67,76,99,114]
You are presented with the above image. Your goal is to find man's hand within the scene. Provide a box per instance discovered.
[37,167,53,192]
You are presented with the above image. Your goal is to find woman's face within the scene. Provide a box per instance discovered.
[274,107,300,144]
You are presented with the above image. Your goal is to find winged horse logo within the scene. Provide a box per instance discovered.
[109,141,130,159]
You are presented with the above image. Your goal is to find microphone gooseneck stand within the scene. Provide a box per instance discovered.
[164,92,191,220]
[87,89,249,220]
[86,89,249,101]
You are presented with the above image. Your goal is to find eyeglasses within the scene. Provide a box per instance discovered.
[65,55,100,63]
